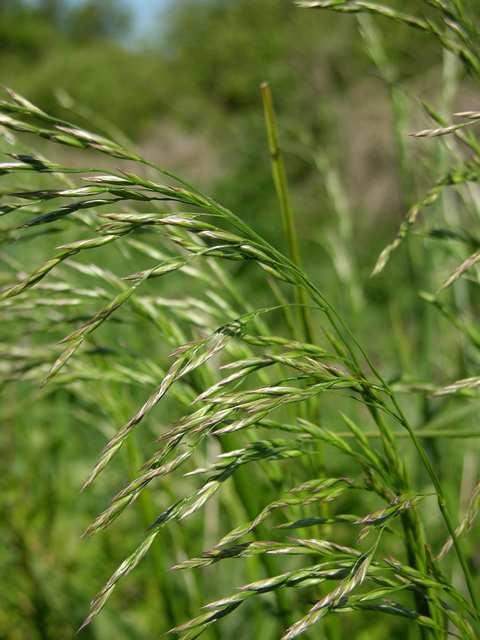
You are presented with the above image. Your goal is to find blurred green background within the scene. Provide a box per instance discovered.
[2,1,480,639]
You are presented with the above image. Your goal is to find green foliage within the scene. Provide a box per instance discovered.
[67,0,131,43]
[2,1,480,640]
[0,1,156,137]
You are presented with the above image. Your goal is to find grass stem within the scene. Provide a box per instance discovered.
[261,81,313,343]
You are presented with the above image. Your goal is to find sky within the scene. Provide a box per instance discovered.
[60,0,171,36]
[125,0,169,33]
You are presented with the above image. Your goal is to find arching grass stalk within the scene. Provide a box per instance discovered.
[155,171,468,625]
[1,91,478,636]
[191,174,478,617]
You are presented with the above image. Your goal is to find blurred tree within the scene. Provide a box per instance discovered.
[162,0,316,121]
[0,1,57,57]
[160,0,359,237]
[0,0,22,9]
[67,0,131,43]
[0,0,166,137]
[37,0,63,22]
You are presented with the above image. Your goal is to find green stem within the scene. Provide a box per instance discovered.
[399,419,479,618]
[260,81,313,343]
[319,429,480,439]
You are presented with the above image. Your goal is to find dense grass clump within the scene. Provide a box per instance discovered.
[1,2,480,639]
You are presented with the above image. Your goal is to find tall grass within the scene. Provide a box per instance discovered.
[1,2,480,638]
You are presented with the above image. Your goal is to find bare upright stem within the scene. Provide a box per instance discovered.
[260,82,313,343]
